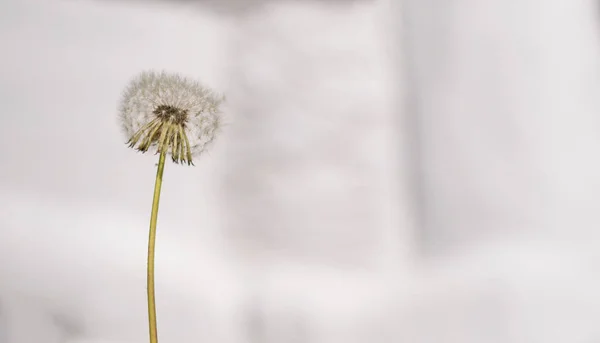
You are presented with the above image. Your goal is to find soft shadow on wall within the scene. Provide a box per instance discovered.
[92,0,366,15]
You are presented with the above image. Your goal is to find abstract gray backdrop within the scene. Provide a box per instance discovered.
[1,0,600,342]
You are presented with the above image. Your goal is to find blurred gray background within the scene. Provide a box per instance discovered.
[1,0,600,342]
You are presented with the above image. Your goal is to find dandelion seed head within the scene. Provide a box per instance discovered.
[119,70,224,165]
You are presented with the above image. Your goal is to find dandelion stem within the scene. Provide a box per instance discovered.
[147,149,166,343]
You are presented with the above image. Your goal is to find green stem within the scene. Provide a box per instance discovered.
[148,149,166,343]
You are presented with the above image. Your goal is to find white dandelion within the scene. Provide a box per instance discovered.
[119,70,224,165]
[117,70,225,343]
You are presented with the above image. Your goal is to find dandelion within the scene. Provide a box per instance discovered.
[120,70,224,165]
[119,70,224,343]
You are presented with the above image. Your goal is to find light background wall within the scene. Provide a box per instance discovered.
[2,0,600,342]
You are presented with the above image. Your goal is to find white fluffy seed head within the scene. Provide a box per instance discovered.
[119,70,224,164]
